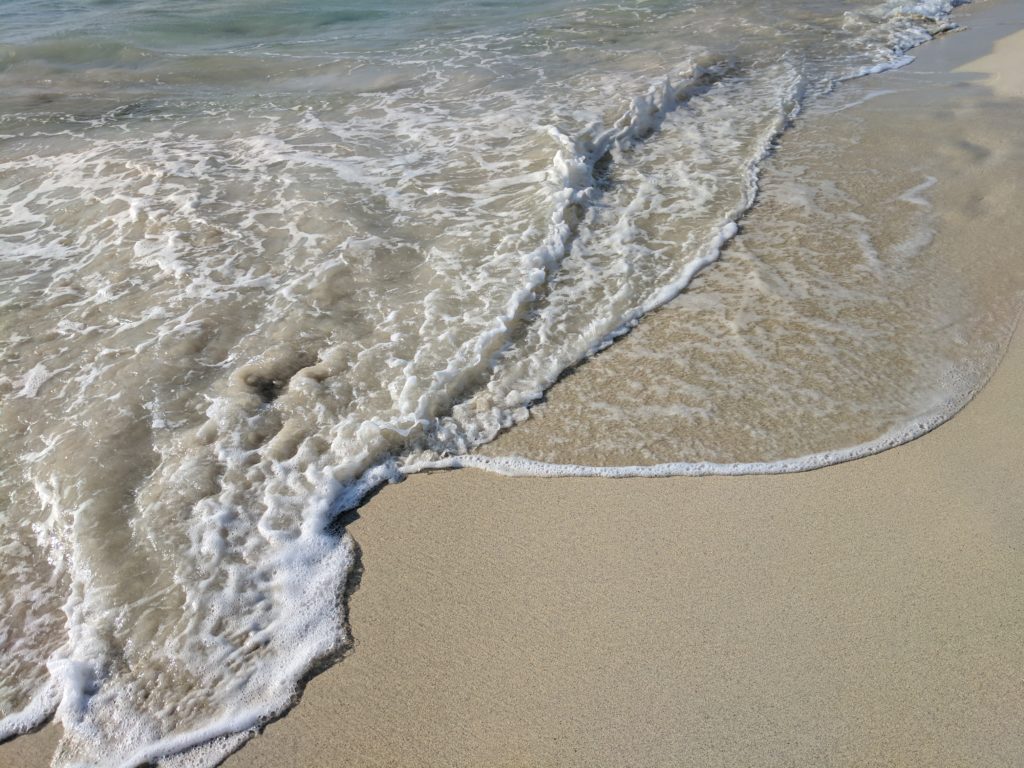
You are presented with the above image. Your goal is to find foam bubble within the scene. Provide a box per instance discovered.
[0,0,987,765]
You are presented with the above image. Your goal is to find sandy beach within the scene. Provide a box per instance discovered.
[3,1,1023,766]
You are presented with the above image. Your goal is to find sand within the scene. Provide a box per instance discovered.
[477,0,1024,470]
[3,1,1023,766]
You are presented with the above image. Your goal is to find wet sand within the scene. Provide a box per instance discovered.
[226,4,1024,765]
[3,1,1023,766]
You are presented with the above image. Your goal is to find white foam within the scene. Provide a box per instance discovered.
[17,363,55,398]
[0,679,60,741]
[899,175,938,207]
[0,0,989,765]
[408,394,966,479]
[407,301,1021,483]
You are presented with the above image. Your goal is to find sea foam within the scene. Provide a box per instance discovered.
[0,1,991,765]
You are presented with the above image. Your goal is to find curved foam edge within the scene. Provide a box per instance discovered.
[0,0,985,765]
[407,396,970,479]
[0,679,60,743]
[408,300,1023,481]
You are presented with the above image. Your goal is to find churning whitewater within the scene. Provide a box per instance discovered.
[0,0,998,765]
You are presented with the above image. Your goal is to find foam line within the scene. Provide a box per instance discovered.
[406,300,1023,481]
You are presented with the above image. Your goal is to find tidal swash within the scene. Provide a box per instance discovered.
[0,1,1018,765]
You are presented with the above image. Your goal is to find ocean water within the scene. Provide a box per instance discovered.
[0,0,1009,765]
[474,46,1024,471]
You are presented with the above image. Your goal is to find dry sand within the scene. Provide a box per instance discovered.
[226,4,1024,765]
[479,1,1024,470]
[3,1,1023,766]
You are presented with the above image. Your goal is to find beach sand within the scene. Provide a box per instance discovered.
[3,1,1023,766]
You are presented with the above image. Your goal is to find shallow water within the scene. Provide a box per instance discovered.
[0,0,1011,765]
[477,70,1024,470]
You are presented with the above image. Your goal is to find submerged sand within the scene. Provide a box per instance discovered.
[229,4,1024,764]
[3,1,1023,766]
[479,3,1024,469]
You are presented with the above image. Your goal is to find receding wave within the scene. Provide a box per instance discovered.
[0,1,999,765]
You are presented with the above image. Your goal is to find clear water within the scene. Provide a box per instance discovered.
[0,1,1001,766]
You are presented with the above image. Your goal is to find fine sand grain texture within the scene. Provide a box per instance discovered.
[221,3,1024,765]
[478,0,1024,470]
[3,1,1023,767]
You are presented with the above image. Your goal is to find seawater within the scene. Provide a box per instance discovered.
[0,1,1002,765]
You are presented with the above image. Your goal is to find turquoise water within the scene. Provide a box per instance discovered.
[3,0,444,49]
[0,1,978,766]
[0,0,954,106]
[0,0,650,81]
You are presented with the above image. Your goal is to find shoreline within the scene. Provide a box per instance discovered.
[226,3,1024,765]
[475,0,1024,471]
[3,1,1023,765]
